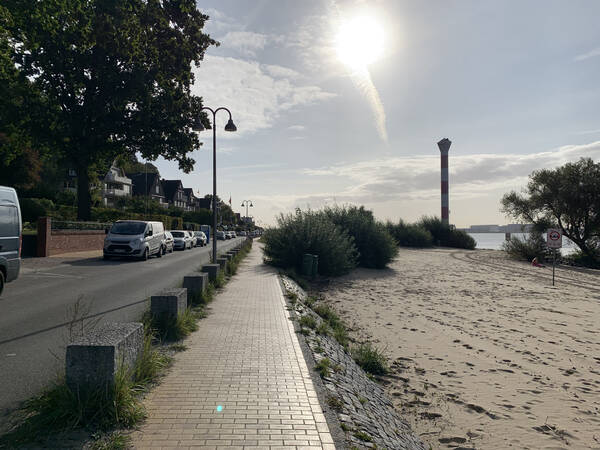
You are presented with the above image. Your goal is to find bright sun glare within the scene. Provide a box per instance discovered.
[335,15,384,68]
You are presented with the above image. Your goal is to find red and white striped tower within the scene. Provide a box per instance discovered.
[437,138,451,224]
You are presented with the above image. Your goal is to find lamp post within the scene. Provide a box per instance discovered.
[241,200,253,227]
[193,107,237,263]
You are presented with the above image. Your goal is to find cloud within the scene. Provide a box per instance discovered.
[219,31,269,57]
[574,47,600,62]
[192,55,336,136]
[287,125,305,131]
[298,141,600,205]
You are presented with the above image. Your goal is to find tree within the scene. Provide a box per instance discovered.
[4,0,215,219]
[115,153,159,175]
[501,158,600,260]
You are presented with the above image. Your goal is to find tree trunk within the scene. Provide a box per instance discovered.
[76,164,92,221]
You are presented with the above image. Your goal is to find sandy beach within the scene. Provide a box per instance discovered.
[322,248,600,449]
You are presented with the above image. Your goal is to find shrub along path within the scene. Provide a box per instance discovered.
[131,244,335,449]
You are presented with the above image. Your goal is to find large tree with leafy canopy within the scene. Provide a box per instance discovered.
[501,157,600,260]
[3,0,215,219]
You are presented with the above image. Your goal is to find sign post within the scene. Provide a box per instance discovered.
[546,229,562,286]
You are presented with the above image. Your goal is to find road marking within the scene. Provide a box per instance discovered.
[6,353,16,357]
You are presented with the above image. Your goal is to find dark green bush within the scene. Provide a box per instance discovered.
[19,198,55,222]
[502,231,548,262]
[322,206,398,269]
[352,343,388,375]
[385,220,433,247]
[262,209,358,276]
[418,216,476,249]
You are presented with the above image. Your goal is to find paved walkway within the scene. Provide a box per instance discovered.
[132,245,335,449]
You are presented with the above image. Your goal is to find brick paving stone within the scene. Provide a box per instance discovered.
[132,245,334,449]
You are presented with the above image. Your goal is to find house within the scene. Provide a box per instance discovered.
[128,172,168,208]
[102,163,132,207]
[183,188,200,212]
[162,180,187,209]
[197,197,212,210]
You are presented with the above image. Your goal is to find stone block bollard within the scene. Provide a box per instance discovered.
[201,263,220,281]
[224,253,234,261]
[183,272,209,304]
[151,288,187,317]
[216,257,228,269]
[66,322,144,392]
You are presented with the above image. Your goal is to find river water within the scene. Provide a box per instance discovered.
[467,232,577,254]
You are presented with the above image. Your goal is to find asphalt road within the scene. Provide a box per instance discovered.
[0,238,243,418]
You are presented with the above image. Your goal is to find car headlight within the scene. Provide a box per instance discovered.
[130,238,143,247]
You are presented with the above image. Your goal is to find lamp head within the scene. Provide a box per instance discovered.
[192,116,205,132]
[250,202,253,207]
[224,118,237,132]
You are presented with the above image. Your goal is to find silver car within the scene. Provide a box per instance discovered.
[0,186,21,296]
[164,231,175,253]
[171,230,192,250]
[193,231,207,247]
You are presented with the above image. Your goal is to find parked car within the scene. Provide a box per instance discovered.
[216,230,226,240]
[164,231,174,253]
[200,225,210,244]
[194,231,207,247]
[104,220,165,261]
[230,231,237,238]
[239,231,247,236]
[187,230,197,247]
[0,186,22,296]
[171,230,192,250]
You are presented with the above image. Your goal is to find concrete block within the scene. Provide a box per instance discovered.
[223,253,234,261]
[201,263,220,281]
[151,288,187,317]
[216,257,228,269]
[183,272,209,303]
[66,322,143,392]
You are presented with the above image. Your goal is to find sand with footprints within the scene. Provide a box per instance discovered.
[322,248,600,449]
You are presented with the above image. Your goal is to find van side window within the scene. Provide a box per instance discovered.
[0,205,19,237]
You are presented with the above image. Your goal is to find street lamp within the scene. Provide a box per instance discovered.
[241,200,253,225]
[193,107,237,263]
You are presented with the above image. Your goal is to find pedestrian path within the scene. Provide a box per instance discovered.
[132,244,335,449]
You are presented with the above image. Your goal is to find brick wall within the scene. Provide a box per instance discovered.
[48,230,106,256]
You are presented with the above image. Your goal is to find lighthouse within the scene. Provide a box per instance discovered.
[437,138,451,224]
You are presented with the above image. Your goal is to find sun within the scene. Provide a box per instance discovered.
[335,15,384,68]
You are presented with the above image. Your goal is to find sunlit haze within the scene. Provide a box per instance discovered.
[335,15,385,68]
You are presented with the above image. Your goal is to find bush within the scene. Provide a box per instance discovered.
[262,209,358,276]
[19,198,55,222]
[352,343,388,375]
[502,231,548,262]
[418,216,476,249]
[322,206,398,269]
[385,220,433,247]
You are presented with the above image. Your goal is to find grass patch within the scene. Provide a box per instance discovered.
[281,268,309,290]
[299,315,317,330]
[312,303,349,348]
[0,367,145,447]
[314,358,332,378]
[340,423,351,432]
[90,431,132,450]
[149,307,200,342]
[304,295,317,308]
[353,430,373,442]
[189,283,215,307]
[316,322,330,336]
[327,395,344,411]
[135,331,172,385]
[352,343,389,375]
[213,271,226,289]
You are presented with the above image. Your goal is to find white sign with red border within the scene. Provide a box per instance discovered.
[547,228,562,249]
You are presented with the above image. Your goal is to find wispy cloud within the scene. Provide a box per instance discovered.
[219,31,270,57]
[287,125,306,131]
[192,55,336,137]
[574,47,600,62]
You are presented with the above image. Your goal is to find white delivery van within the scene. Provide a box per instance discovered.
[0,186,22,295]
[103,220,165,261]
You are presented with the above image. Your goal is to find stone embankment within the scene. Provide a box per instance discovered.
[281,276,425,450]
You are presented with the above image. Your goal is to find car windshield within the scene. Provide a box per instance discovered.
[110,222,146,235]
[171,231,185,237]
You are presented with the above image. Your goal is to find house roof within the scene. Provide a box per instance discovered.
[129,172,162,196]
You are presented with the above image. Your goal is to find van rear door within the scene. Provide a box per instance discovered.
[0,202,21,282]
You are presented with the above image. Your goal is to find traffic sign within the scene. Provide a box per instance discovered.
[547,228,562,249]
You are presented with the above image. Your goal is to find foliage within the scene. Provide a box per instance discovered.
[262,209,358,276]
[314,358,332,378]
[323,205,398,268]
[115,154,158,175]
[352,343,389,375]
[501,157,600,263]
[418,216,476,249]
[134,330,172,385]
[385,220,434,247]
[502,231,548,262]
[149,308,200,342]
[299,315,317,330]
[4,0,217,219]
[19,197,56,222]
[312,303,349,348]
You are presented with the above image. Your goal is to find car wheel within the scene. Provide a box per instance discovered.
[140,248,149,261]
[103,255,111,261]
[0,271,5,297]
[157,246,163,258]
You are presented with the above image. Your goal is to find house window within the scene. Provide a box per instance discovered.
[155,185,159,194]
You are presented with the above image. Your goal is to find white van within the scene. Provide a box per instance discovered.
[103,220,165,261]
[0,186,21,295]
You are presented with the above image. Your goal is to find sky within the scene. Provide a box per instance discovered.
[154,0,600,228]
